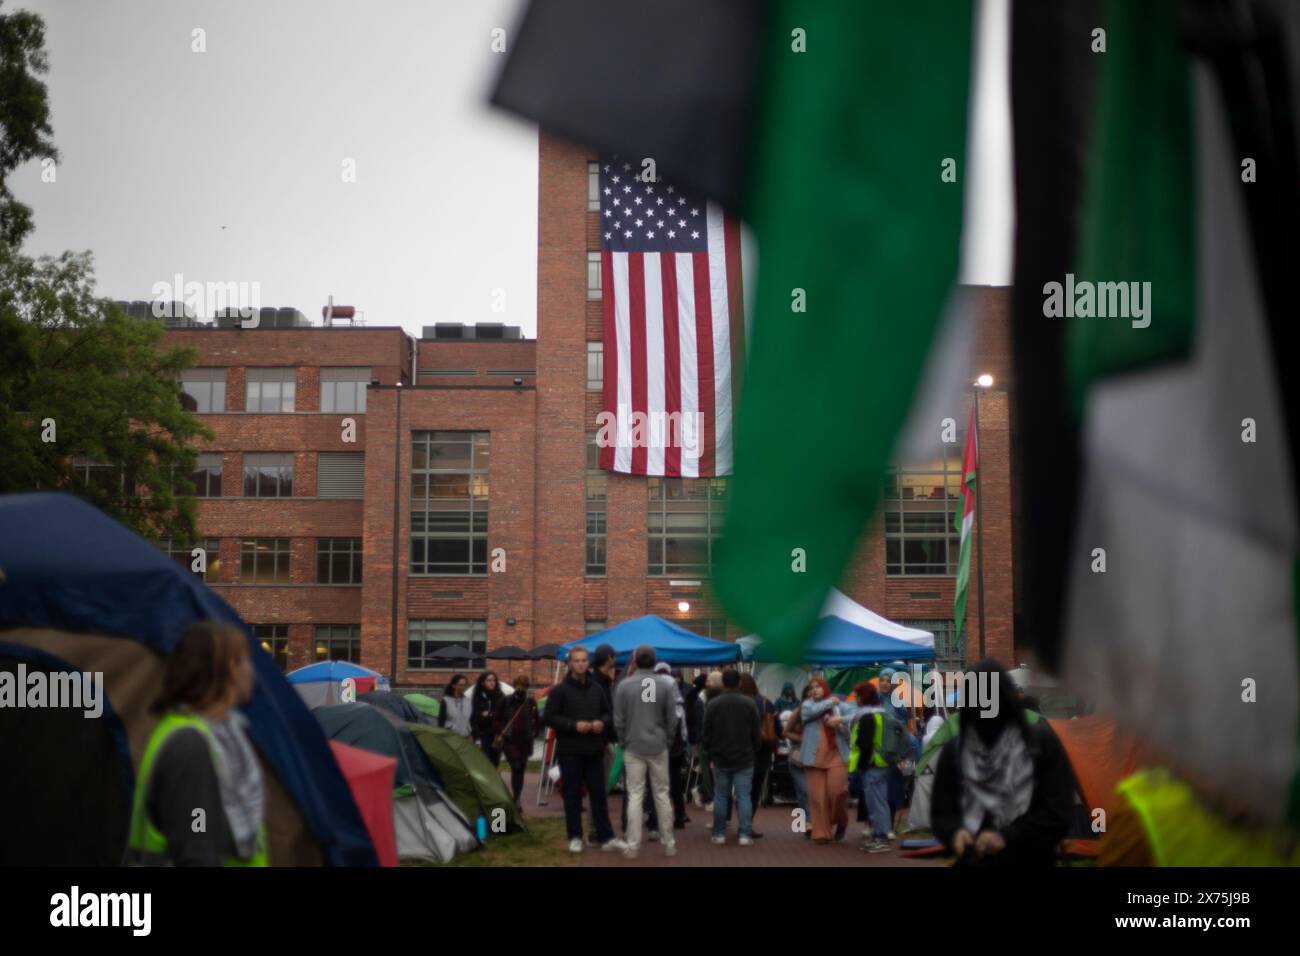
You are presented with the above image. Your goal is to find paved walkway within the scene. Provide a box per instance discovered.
[517,771,943,867]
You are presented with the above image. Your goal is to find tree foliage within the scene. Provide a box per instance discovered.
[0,0,58,246]
[0,244,213,544]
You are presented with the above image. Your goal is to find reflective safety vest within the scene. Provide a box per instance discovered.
[848,712,887,773]
[1116,767,1300,867]
[127,712,270,867]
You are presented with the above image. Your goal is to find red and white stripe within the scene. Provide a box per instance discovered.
[599,204,743,477]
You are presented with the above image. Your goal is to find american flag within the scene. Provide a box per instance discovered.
[597,154,744,477]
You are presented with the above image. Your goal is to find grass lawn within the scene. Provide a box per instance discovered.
[408,815,576,868]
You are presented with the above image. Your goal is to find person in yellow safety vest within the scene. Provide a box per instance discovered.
[127,621,269,866]
[847,681,894,854]
[1101,767,1300,867]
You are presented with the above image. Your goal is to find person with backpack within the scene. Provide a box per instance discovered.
[878,668,919,833]
[739,672,779,825]
[848,681,896,853]
[799,676,853,844]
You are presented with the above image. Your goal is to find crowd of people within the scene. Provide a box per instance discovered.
[126,621,1075,868]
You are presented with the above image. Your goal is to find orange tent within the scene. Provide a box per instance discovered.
[1047,714,1149,855]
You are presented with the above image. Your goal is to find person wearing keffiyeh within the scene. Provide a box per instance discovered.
[930,659,1074,866]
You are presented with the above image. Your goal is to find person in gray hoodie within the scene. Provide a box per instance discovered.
[613,644,679,859]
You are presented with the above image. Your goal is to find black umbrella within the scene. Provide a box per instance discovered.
[430,645,476,662]
[528,643,563,660]
[486,645,529,660]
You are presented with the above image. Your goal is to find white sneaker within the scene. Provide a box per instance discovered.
[568,838,583,854]
[710,835,726,845]
[738,835,754,846]
[703,802,714,812]
[887,831,896,840]
[621,845,639,860]
[601,837,627,853]
[664,842,677,857]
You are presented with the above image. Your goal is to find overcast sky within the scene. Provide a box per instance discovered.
[11,0,1011,340]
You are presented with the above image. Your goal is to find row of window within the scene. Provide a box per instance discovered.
[160,537,362,584]
[186,452,364,498]
[180,366,371,414]
[256,624,361,670]
[255,616,959,673]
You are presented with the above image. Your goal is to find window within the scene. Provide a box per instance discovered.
[586,436,606,576]
[181,368,227,413]
[410,432,489,575]
[317,537,362,584]
[245,367,296,413]
[321,367,370,413]
[314,625,361,664]
[884,436,963,576]
[680,619,728,640]
[317,452,364,498]
[255,624,288,670]
[71,456,134,497]
[647,477,727,576]
[587,252,602,300]
[588,161,601,211]
[240,538,291,583]
[161,537,221,582]
[243,453,294,497]
[586,342,603,391]
[407,619,487,670]
[192,453,222,497]
[900,619,963,671]
[585,620,607,636]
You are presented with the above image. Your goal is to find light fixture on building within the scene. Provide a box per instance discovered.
[513,377,523,386]
[677,601,691,613]
[506,616,516,626]
[976,373,994,388]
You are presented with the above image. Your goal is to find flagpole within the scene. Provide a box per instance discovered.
[973,384,987,660]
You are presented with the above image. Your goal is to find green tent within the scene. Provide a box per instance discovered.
[407,724,524,833]
[405,693,440,721]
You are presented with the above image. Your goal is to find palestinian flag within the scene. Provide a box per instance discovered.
[953,405,978,658]
[1053,0,1300,828]
[494,0,973,662]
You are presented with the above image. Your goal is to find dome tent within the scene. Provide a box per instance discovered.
[0,493,376,866]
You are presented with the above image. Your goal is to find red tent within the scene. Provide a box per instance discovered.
[329,740,398,867]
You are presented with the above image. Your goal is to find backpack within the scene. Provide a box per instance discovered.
[877,709,913,765]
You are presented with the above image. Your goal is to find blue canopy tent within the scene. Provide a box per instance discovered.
[559,615,741,666]
[742,615,935,667]
[0,493,377,866]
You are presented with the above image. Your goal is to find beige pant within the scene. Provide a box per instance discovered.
[623,749,676,852]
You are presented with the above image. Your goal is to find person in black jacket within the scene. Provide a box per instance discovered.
[471,671,504,767]
[703,670,760,844]
[931,659,1073,867]
[543,647,623,854]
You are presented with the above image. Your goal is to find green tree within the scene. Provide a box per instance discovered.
[0,0,58,246]
[0,244,214,544]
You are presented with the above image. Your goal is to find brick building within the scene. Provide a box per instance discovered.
[159,134,1016,688]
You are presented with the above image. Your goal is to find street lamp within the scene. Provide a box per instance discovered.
[977,373,994,388]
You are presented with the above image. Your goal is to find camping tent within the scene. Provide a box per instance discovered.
[407,723,524,832]
[361,689,429,725]
[559,615,741,666]
[288,660,390,709]
[315,702,479,862]
[404,693,441,721]
[0,492,376,867]
[743,616,935,666]
[821,588,935,650]
[329,741,399,867]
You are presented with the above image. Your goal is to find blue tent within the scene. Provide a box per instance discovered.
[746,615,935,666]
[288,660,390,684]
[559,615,741,666]
[0,493,376,866]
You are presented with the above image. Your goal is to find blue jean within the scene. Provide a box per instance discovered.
[712,765,754,838]
[860,765,892,837]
